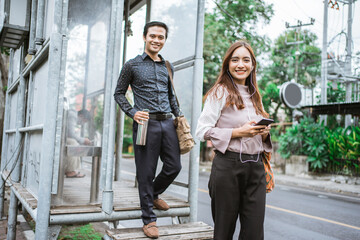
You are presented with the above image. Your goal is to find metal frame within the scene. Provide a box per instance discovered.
[0,49,14,219]
[0,0,206,238]
[0,0,31,49]
[7,39,27,240]
[35,0,46,45]
[188,0,205,222]
[28,0,38,54]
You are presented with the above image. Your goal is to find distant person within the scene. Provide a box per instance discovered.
[65,109,91,178]
[196,40,272,240]
[114,21,181,239]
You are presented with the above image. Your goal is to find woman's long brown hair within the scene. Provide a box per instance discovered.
[204,40,269,118]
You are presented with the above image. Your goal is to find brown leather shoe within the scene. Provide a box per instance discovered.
[153,198,170,211]
[142,222,159,239]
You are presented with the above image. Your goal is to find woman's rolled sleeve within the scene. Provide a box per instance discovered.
[204,127,233,154]
[195,87,227,141]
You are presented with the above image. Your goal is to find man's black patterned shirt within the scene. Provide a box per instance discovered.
[114,52,180,118]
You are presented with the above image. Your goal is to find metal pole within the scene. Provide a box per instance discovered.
[320,0,328,124]
[345,0,353,127]
[90,156,100,203]
[101,0,124,214]
[35,0,45,45]
[20,72,35,185]
[82,26,92,111]
[115,0,130,182]
[28,0,38,54]
[295,30,299,82]
[188,0,205,223]
[6,192,18,240]
[0,49,13,219]
[35,0,64,238]
[53,107,68,204]
[50,0,69,195]
[7,42,27,240]
[81,26,92,136]
[146,0,151,23]
[115,110,125,182]
[50,207,190,224]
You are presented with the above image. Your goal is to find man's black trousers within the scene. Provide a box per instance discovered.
[208,151,266,240]
[133,118,181,225]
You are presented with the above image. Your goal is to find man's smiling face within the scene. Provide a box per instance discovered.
[143,26,166,55]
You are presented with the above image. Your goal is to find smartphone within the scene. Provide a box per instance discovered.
[255,118,274,126]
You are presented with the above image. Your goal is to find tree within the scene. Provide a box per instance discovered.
[203,0,274,93]
[0,47,10,162]
[259,29,321,121]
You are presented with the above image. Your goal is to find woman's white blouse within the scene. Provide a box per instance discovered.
[195,84,272,154]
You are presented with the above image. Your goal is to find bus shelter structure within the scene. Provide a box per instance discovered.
[0,0,210,239]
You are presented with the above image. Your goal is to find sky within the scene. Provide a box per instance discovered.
[206,0,360,59]
[125,0,360,73]
[261,0,360,71]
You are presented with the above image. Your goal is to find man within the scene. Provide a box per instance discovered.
[114,21,181,239]
[65,109,92,178]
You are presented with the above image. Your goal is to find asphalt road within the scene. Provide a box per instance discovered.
[118,157,360,240]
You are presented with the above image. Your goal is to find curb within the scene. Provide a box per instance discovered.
[275,174,360,198]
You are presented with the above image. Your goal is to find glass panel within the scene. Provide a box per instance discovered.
[25,133,42,196]
[12,48,21,83]
[86,21,107,95]
[8,91,18,129]
[30,61,48,125]
[4,134,16,171]
[58,0,111,205]
[150,0,197,62]
[173,66,194,125]
[0,1,4,30]
[126,5,146,61]
[65,0,111,139]
[44,0,54,40]
[9,0,27,26]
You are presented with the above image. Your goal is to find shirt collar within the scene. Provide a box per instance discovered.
[141,52,165,62]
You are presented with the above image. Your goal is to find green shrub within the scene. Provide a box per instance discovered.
[278,118,308,159]
[303,120,329,170]
[278,116,328,170]
[278,116,360,173]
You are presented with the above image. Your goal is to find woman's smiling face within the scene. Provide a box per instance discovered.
[228,46,253,85]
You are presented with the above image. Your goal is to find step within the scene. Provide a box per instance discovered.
[104,221,214,240]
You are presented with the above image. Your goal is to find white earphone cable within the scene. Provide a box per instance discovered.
[227,70,263,163]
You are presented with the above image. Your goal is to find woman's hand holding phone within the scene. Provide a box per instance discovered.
[254,118,274,126]
[232,121,268,138]
[259,125,271,141]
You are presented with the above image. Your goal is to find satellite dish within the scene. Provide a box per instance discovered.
[280,82,302,109]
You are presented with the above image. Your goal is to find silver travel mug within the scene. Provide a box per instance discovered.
[136,109,149,146]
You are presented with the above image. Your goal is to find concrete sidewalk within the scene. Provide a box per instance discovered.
[2,162,360,239]
[274,173,360,198]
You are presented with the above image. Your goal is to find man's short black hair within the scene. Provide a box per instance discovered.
[78,109,91,121]
[143,21,168,39]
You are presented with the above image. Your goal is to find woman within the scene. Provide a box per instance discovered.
[196,40,272,240]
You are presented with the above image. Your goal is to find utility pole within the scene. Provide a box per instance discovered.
[285,19,315,82]
[320,0,329,124]
[345,0,353,127]
[285,19,315,124]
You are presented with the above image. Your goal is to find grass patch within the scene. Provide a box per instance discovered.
[58,223,103,240]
